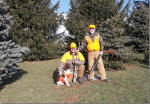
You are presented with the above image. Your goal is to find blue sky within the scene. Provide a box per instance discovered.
[51,0,71,13]
[52,0,148,13]
[118,0,148,13]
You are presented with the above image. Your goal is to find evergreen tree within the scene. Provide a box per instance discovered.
[0,0,29,85]
[100,14,136,70]
[126,5,149,63]
[6,0,61,60]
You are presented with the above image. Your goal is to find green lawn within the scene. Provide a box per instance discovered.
[0,59,149,103]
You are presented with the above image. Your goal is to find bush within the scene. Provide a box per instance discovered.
[24,43,65,61]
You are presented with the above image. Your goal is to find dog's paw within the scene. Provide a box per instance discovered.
[66,84,71,86]
[56,81,64,86]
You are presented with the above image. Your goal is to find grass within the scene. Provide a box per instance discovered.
[0,58,149,103]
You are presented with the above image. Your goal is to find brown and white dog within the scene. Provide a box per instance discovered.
[56,69,73,86]
[56,63,73,86]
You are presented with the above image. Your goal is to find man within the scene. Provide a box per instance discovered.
[57,42,85,84]
[83,24,109,82]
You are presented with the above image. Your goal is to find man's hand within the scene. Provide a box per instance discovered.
[75,49,79,55]
[99,51,103,56]
[66,60,72,65]
[73,59,80,65]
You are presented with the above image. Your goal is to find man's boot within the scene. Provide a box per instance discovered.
[77,77,83,84]
[102,79,111,83]
[87,76,97,81]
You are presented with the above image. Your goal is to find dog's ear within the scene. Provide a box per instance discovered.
[64,63,71,70]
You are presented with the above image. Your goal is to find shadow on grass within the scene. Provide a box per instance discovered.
[52,68,59,84]
[138,61,149,69]
[0,69,28,90]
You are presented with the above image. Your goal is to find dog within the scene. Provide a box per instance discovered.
[56,69,73,86]
[56,63,73,86]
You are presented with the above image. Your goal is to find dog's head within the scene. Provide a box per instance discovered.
[64,69,73,74]
[64,63,71,70]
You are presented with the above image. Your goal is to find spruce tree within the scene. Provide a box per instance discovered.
[0,0,29,85]
[100,14,134,70]
[126,5,149,63]
[6,0,61,60]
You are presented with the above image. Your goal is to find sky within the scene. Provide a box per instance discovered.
[118,0,148,13]
[51,0,71,13]
[52,0,148,13]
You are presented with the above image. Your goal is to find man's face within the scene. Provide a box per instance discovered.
[89,28,95,34]
[70,48,76,53]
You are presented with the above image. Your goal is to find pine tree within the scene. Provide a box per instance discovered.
[100,14,134,70]
[126,5,149,63]
[0,0,29,85]
[6,0,61,60]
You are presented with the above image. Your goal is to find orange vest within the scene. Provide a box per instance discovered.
[58,73,71,83]
[85,33,100,52]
